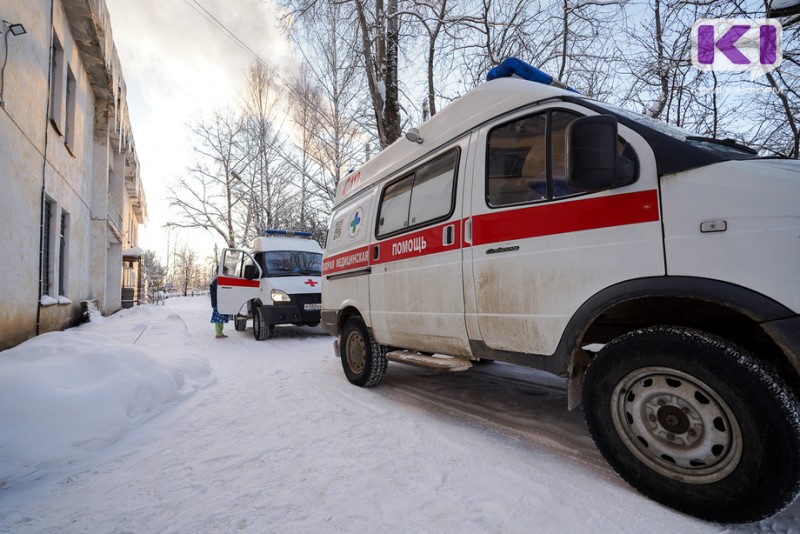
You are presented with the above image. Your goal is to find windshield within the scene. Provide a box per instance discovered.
[586,99,759,159]
[261,250,322,277]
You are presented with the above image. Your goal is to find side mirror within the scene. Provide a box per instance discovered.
[243,264,258,280]
[566,115,618,191]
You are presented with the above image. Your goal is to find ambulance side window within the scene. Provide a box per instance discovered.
[378,174,414,235]
[487,114,548,206]
[377,149,459,238]
[408,150,458,225]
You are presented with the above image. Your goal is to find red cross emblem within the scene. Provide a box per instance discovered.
[304,278,318,287]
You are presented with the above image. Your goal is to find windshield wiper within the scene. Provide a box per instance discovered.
[685,136,758,155]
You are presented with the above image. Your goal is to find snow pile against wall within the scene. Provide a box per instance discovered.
[0,306,214,488]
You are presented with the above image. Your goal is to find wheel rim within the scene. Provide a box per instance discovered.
[611,366,743,484]
[345,330,367,374]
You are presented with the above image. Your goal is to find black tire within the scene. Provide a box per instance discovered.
[234,316,247,331]
[253,307,273,341]
[306,321,320,328]
[583,326,800,523]
[340,317,388,387]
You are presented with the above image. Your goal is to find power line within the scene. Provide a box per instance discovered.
[180,0,265,63]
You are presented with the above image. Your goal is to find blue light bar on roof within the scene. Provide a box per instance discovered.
[264,229,313,238]
[486,57,578,93]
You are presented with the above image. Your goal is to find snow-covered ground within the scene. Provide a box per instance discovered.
[0,297,797,533]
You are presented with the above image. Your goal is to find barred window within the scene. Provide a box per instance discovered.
[59,210,68,296]
[41,199,52,296]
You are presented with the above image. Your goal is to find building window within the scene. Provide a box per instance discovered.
[49,33,64,132]
[65,66,76,149]
[41,199,52,296]
[59,210,69,296]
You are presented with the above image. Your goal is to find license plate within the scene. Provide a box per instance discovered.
[304,303,322,311]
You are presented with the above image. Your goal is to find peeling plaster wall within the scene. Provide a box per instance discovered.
[0,0,146,351]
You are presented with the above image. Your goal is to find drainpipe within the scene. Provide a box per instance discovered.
[36,0,55,336]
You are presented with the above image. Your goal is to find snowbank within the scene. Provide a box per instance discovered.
[0,306,214,488]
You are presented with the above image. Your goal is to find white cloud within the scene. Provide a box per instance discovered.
[105,0,292,263]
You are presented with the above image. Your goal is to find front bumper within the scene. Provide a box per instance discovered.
[262,293,321,325]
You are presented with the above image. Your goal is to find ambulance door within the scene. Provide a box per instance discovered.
[216,248,262,316]
[466,104,664,356]
[369,137,471,356]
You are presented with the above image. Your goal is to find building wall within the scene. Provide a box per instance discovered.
[0,0,146,351]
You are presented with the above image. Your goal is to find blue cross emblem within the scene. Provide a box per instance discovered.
[348,207,363,238]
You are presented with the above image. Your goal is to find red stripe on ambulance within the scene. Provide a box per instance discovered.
[218,275,260,288]
[323,245,371,275]
[325,190,659,272]
[372,221,462,265]
[471,189,659,246]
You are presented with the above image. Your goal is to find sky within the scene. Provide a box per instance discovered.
[2,295,798,531]
[104,0,294,265]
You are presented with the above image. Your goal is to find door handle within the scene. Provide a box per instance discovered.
[443,224,455,246]
[464,218,472,245]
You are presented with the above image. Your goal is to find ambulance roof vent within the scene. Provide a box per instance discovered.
[264,229,313,238]
[486,57,579,94]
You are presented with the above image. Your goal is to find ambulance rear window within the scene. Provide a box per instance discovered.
[377,149,459,238]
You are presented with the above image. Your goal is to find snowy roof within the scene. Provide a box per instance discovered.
[122,247,144,257]
[334,77,575,206]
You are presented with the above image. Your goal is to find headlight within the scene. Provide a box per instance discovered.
[271,289,291,303]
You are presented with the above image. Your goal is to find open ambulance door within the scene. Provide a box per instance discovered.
[216,248,262,316]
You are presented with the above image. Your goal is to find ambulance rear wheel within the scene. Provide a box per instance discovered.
[253,307,273,341]
[582,326,800,523]
[234,316,247,331]
[341,317,387,387]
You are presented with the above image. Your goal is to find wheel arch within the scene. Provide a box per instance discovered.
[561,276,800,409]
[336,305,367,334]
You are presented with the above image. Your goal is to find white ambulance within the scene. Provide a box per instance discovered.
[217,230,323,340]
[321,58,800,522]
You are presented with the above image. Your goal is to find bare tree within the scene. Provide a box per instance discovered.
[401,0,451,118]
[173,244,201,296]
[282,0,373,206]
[167,110,250,247]
[352,0,403,148]
[741,2,800,156]
[239,60,295,239]
[447,0,544,89]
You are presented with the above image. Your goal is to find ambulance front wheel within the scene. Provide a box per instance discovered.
[340,317,387,387]
[253,307,274,341]
[582,326,800,523]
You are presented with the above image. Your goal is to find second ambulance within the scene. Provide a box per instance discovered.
[217,230,323,340]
